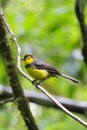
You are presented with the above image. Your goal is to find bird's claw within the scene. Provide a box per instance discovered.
[32,80,39,88]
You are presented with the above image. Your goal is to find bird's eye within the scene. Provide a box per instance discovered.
[28,57,30,59]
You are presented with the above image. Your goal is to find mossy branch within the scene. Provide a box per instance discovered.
[0,8,39,130]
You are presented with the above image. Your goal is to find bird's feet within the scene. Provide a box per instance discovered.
[32,80,39,88]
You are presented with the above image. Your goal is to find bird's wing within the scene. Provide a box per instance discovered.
[32,59,61,76]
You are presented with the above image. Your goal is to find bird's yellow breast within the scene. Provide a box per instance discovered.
[26,67,49,80]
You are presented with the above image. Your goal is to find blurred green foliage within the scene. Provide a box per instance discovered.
[0,0,87,130]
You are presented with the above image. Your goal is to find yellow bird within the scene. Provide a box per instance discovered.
[22,54,79,86]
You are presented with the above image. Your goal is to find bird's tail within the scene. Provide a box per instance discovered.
[59,74,79,84]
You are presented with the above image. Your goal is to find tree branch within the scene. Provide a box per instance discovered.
[0,85,87,115]
[0,5,38,130]
[75,0,87,65]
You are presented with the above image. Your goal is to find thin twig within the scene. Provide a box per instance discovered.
[0,5,87,127]
[0,97,14,105]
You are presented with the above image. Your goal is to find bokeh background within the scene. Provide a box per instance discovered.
[0,0,87,130]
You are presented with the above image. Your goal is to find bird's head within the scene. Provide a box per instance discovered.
[22,54,34,66]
